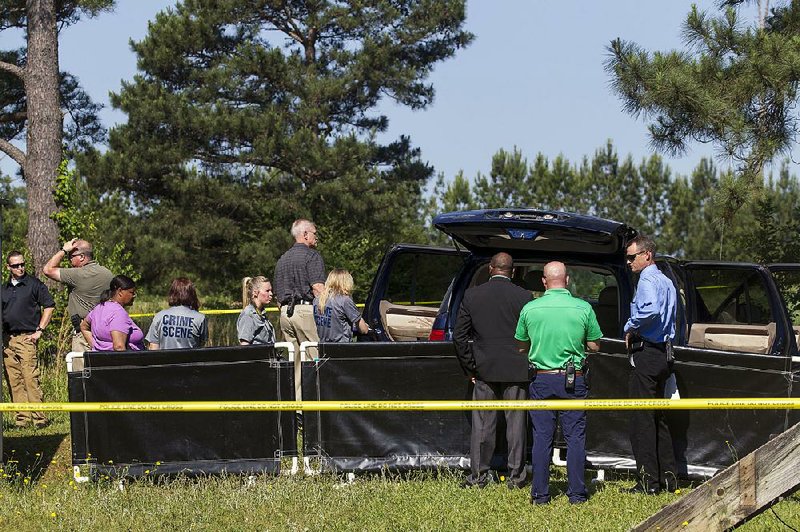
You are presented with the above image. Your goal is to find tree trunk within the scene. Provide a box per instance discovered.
[24,0,61,280]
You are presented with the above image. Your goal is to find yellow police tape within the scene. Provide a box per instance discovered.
[128,302,442,319]
[2,398,800,413]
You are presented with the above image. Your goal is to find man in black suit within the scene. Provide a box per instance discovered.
[454,252,533,488]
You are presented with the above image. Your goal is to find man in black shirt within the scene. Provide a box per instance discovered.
[454,252,532,489]
[273,219,326,358]
[2,251,55,428]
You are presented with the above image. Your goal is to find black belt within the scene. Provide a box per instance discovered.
[537,369,583,376]
[643,340,666,350]
[281,299,313,306]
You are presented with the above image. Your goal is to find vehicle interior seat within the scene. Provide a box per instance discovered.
[379,299,437,341]
[523,270,545,296]
[687,322,776,354]
[594,285,619,338]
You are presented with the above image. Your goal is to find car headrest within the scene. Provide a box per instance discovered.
[524,270,545,292]
[598,286,618,305]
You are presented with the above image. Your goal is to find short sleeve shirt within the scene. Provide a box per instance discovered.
[59,261,114,319]
[237,304,276,345]
[145,306,208,350]
[313,294,361,343]
[514,288,602,370]
[86,301,145,351]
[273,244,326,304]
[2,275,56,332]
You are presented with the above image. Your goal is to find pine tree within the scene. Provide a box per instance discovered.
[84,0,472,294]
[0,0,112,277]
[606,1,800,218]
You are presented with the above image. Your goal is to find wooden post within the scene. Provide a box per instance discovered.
[632,421,800,531]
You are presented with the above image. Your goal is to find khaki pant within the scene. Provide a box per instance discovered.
[3,334,47,426]
[72,331,91,353]
[279,305,319,361]
[280,304,319,405]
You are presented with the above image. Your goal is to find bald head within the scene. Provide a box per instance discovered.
[489,252,514,276]
[543,261,568,289]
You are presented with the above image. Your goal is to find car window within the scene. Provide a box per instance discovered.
[771,270,800,327]
[468,262,620,337]
[385,252,463,308]
[689,268,774,325]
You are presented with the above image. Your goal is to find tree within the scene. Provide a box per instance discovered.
[606,1,800,219]
[0,0,112,277]
[86,0,473,296]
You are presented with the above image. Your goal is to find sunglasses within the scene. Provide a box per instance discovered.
[8,262,25,269]
[625,250,647,262]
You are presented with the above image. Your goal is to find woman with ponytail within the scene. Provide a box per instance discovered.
[237,276,276,345]
[80,275,145,351]
[313,269,368,343]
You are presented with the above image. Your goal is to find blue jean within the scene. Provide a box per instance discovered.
[529,373,587,504]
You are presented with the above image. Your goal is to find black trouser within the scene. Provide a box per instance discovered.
[628,344,676,490]
[467,379,528,486]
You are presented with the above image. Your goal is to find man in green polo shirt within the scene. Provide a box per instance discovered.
[515,261,602,505]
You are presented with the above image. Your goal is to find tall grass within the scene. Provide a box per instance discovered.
[2,344,799,530]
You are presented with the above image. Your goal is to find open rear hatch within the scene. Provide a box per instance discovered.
[433,209,636,256]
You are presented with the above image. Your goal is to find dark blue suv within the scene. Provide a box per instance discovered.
[363,209,637,343]
[360,208,800,477]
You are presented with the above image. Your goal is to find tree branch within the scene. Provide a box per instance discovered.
[0,60,24,80]
[0,111,27,123]
[0,138,26,167]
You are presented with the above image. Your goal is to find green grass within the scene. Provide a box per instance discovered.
[2,363,800,530]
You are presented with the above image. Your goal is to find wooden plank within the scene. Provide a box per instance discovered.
[632,421,800,531]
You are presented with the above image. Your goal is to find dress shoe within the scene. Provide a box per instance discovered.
[460,476,490,489]
[623,484,661,495]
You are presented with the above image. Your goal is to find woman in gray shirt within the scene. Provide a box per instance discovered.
[146,277,208,350]
[237,276,276,345]
[313,269,369,343]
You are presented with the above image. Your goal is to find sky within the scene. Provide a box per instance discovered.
[0,0,770,185]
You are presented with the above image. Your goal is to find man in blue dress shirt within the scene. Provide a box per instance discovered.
[623,235,677,495]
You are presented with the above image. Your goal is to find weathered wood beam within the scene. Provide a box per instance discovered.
[633,421,800,531]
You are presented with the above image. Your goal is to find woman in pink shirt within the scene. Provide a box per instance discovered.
[80,275,145,351]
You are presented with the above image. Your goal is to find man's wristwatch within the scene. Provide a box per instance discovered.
[35,326,44,332]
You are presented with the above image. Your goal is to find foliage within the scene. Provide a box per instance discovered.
[605,0,800,218]
[0,0,114,31]
[81,0,472,297]
[0,172,27,254]
[0,49,106,159]
[426,141,800,263]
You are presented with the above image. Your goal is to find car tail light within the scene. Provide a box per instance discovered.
[428,328,446,341]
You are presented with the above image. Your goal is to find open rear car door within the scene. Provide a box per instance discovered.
[362,245,466,342]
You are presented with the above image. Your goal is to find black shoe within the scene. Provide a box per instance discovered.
[461,477,490,489]
[624,484,661,495]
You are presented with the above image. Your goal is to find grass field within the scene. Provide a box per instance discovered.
[2,362,800,530]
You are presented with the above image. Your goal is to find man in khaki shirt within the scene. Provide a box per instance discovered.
[43,238,114,353]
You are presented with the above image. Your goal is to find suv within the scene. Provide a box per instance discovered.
[363,209,636,343]
[361,208,800,476]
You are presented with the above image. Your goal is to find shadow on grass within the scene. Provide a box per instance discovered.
[3,431,68,482]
